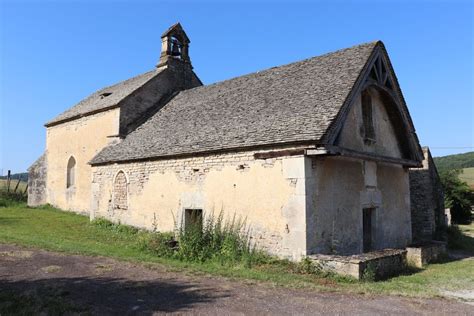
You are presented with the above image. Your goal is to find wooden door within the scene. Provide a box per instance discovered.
[363,208,373,252]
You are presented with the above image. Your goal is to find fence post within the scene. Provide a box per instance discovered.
[14,175,22,193]
[7,170,11,193]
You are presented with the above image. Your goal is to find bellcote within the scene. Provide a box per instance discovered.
[157,23,192,68]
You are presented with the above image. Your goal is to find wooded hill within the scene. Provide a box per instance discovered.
[433,151,474,172]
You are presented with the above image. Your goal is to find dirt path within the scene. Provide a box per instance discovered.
[0,244,472,315]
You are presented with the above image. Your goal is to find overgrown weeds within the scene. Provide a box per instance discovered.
[361,262,377,282]
[176,213,261,266]
[92,212,326,273]
[138,212,270,268]
[295,257,322,275]
[137,231,176,257]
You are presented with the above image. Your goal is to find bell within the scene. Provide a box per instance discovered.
[171,41,181,57]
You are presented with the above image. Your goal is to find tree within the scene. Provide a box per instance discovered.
[439,169,472,224]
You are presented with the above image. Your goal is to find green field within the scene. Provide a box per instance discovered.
[0,179,27,193]
[459,167,474,189]
[0,200,473,299]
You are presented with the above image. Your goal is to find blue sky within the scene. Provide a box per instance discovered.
[0,0,473,174]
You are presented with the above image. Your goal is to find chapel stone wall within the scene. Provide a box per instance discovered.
[44,108,121,214]
[91,146,312,260]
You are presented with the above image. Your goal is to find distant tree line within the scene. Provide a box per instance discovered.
[0,172,28,181]
[434,151,474,172]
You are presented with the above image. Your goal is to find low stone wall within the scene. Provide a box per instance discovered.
[406,241,447,268]
[308,249,407,280]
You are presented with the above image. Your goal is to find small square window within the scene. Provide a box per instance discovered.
[184,209,203,230]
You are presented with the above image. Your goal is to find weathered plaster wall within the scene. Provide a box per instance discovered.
[337,88,403,158]
[45,108,120,214]
[307,156,411,255]
[307,157,364,255]
[409,148,445,242]
[28,153,47,206]
[91,148,311,259]
[376,162,412,248]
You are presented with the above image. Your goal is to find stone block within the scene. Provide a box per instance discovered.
[309,249,407,280]
[406,241,447,268]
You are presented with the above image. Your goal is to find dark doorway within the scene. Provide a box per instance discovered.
[363,208,375,252]
[184,209,203,230]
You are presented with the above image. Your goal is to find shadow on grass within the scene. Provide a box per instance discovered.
[367,229,474,283]
[447,225,474,255]
[0,276,229,315]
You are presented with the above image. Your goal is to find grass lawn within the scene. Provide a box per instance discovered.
[460,222,474,237]
[0,202,473,299]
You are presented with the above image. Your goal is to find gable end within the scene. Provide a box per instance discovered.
[322,42,423,163]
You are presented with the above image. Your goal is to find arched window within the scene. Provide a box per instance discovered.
[113,171,128,210]
[66,156,76,188]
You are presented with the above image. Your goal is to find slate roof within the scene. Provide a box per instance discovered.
[91,41,378,165]
[45,69,164,126]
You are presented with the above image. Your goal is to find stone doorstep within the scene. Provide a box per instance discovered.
[406,240,447,268]
[308,249,408,280]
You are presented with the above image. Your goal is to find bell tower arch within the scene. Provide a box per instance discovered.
[157,22,191,68]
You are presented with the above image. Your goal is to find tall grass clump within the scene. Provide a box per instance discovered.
[141,211,268,267]
[177,213,254,264]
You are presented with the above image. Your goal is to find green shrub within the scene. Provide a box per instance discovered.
[296,257,322,275]
[137,231,176,257]
[440,169,473,224]
[361,262,377,282]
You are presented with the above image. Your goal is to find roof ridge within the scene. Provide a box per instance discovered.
[178,41,380,96]
[94,69,157,94]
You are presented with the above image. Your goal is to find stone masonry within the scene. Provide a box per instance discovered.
[409,147,445,242]
[27,153,47,206]
[91,145,311,259]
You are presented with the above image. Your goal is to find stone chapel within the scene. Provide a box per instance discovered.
[29,23,444,264]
